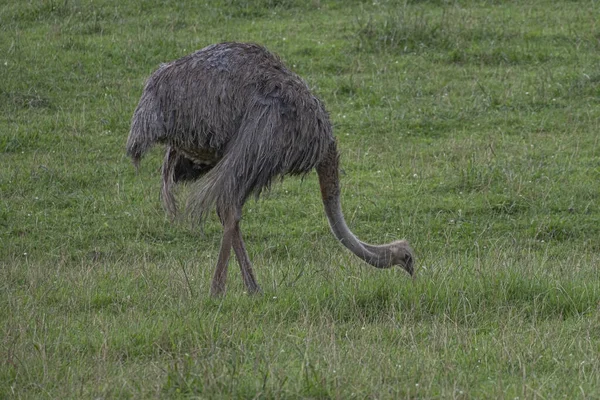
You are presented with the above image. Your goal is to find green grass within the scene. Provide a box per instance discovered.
[2,0,600,398]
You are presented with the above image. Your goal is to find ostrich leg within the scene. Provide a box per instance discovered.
[231,222,261,294]
[210,210,235,296]
[211,206,261,296]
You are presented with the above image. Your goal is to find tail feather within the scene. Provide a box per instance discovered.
[186,104,331,223]
[185,109,275,223]
[161,147,179,217]
[126,81,166,168]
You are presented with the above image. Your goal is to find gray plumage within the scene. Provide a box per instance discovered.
[127,42,413,296]
[128,42,331,220]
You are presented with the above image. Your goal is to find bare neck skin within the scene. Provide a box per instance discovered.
[316,142,413,272]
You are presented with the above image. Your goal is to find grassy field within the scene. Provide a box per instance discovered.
[1,0,600,398]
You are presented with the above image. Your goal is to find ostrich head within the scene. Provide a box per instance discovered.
[388,240,414,276]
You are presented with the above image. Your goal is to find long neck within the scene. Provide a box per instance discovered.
[316,142,394,269]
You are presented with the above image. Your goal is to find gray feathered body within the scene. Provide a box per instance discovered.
[127,42,334,220]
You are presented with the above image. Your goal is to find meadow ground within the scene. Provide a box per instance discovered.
[1,0,599,398]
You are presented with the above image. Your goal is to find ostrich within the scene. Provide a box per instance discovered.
[126,42,414,296]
